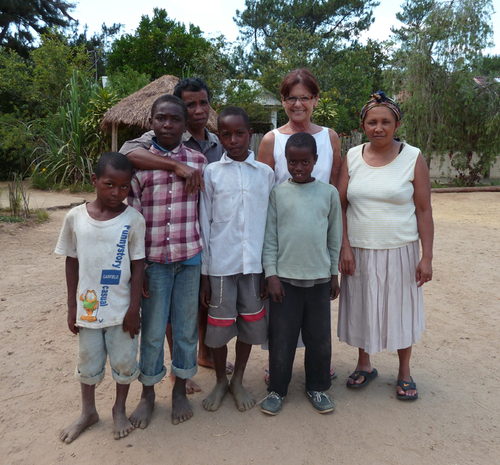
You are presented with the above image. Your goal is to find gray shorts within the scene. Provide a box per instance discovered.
[75,325,139,385]
[205,273,268,348]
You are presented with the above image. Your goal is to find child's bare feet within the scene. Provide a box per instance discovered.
[60,410,99,444]
[169,372,201,394]
[172,378,194,425]
[113,405,135,440]
[202,380,229,411]
[229,380,255,412]
[129,386,155,429]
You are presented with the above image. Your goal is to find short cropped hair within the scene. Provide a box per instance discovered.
[174,77,211,102]
[280,69,320,98]
[218,106,250,130]
[150,94,188,122]
[285,132,317,159]
[94,152,133,178]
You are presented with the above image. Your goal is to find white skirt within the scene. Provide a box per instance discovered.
[337,241,425,355]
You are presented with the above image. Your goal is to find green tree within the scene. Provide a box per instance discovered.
[388,0,497,181]
[68,22,123,79]
[0,0,75,56]
[107,8,215,80]
[236,0,379,52]
[31,31,91,115]
[315,40,386,132]
[474,54,500,76]
[213,78,272,130]
[0,47,32,114]
[106,66,150,99]
[235,0,379,75]
[233,0,384,132]
[0,31,92,180]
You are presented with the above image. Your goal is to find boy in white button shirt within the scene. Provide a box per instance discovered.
[199,106,274,412]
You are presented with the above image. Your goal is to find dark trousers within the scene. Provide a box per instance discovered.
[268,281,332,397]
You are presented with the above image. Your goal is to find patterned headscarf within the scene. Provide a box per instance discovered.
[360,91,402,123]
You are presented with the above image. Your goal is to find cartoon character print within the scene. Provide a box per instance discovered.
[79,290,99,322]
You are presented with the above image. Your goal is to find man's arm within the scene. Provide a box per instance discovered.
[120,131,204,194]
[65,256,79,334]
[120,130,154,155]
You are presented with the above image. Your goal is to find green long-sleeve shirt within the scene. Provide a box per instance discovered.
[263,179,342,280]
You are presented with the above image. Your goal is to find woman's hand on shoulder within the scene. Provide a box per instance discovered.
[257,131,276,170]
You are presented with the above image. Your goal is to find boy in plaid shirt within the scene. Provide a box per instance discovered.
[128,95,207,427]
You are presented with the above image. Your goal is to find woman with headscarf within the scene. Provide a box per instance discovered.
[337,91,434,400]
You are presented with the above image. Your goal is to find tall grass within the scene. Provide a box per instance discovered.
[32,70,103,188]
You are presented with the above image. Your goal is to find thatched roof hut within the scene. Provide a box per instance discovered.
[101,75,218,151]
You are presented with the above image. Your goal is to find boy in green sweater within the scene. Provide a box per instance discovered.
[261,132,342,415]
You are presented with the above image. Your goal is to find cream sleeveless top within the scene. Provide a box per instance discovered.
[346,143,420,249]
[272,127,333,185]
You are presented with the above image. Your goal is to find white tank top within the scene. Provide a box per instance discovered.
[346,143,420,249]
[272,127,333,185]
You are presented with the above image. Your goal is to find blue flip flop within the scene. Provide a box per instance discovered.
[396,376,418,401]
[346,368,378,389]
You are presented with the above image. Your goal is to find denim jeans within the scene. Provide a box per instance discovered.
[139,261,200,385]
[268,281,332,397]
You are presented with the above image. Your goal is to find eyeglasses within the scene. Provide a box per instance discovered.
[283,95,316,104]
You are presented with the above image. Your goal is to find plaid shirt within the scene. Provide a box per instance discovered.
[128,141,208,264]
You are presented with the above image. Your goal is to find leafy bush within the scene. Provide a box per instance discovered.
[313,98,339,129]
[33,70,98,187]
[0,113,37,179]
[106,66,150,99]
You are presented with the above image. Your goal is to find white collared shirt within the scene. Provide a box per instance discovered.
[200,151,275,276]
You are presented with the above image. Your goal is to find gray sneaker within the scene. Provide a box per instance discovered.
[261,391,284,415]
[306,390,334,413]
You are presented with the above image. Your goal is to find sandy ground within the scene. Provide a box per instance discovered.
[1,191,499,465]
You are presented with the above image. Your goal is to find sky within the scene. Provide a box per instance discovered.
[73,0,499,55]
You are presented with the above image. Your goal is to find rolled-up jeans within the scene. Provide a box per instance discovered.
[139,260,200,385]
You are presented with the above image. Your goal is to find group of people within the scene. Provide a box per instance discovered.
[55,69,434,444]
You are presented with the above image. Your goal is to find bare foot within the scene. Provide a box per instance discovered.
[169,372,201,394]
[172,390,194,425]
[197,353,215,369]
[60,411,99,444]
[198,355,234,374]
[202,380,229,412]
[129,387,155,429]
[186,378,201,394]
[113,405,135,440]
[229,380,255,412]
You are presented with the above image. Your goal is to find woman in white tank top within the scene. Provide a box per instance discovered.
[257,69,343,383]
[257,69,342,187]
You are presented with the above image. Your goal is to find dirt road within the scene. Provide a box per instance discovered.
[0,191,499,465]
